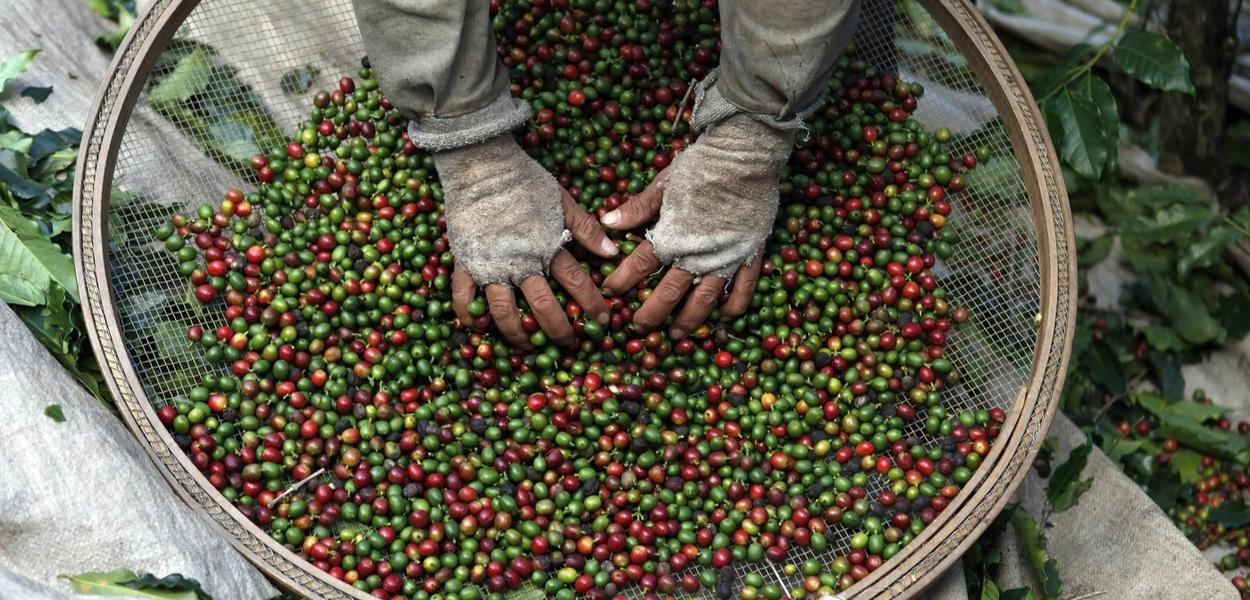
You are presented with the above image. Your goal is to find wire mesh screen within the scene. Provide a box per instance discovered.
[98,0,1044,598]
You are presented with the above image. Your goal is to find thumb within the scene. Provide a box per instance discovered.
[562,192,619,258]
[600,169,667,230]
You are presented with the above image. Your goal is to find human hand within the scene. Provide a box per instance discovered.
[600,114,794,339]
[437,134,618,350]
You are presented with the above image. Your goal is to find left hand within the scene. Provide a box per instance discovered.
[599,114,794,339]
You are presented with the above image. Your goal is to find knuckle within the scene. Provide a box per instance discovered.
[654,281,685,304]
[488,298,514,315]
[632,252,660,273]
[691,284,721,305]
[572,213,598,236]
[527,290,558,313]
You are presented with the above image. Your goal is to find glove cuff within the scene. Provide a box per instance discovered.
[690,68,823,133]
[407,89,531,152]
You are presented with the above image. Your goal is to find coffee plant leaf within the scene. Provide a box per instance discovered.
[1076,233,1113,268]
[1210,502,1250,528]
[0,49,39,94]
[1148,351,1185,401]
[1179,225,1243,278]
[1047,437,1094,512]
[1112,29,1195,94]
[64,570,200,600]
[1044,80,1115,180]
[1132,323,1186,352]
[1144,276,1224,344]
[1169,449,1205,484]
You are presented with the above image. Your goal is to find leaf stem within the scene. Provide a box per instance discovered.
[1038,0,1141,103]
[1221,212,1250,238]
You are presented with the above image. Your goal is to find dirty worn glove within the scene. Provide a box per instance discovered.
[647,114,794,278]
[438,134,616,349]
[600,114,795,338]
[436,134,570,286]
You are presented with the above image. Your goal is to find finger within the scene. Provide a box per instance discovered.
[485,284,532,350]
[722,250,765,318]
[451,267,477,327]
[550,250,609,324]
[519,276,576,347]
[602,240,662,296]
[633,268,694,334]
[671,276,726,339]
[562,192,619,258]
[600,168,668,230]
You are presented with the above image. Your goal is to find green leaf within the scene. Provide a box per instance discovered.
[1147,350,1185,401]
[1144,276,1224,344]
[1156,418,1250,464]
[1081,73,1119,178]
[0,210,74,305]
[147,46,213,105]
[1136,392,1226,422]
[1034,44,1095,99]
[0,130,31,153]
[0,204,43,237]
[1134,323,1186,352]
[0,209,76,303]
[1169,449,1204,484]
[16,283,75,355]
[980,578,1000,600]
[123,573,212,600]
[0,158,50,201]
[1219,291,1250,339]
[0,49,40,94]
[1210,502,1250,528]
[1046,437,1094,512]
[28,127,80,162]
[1010,509,1061,600]
[1179,226,1243,277]
[1042,559,1061,599]
[63,570,201,600]
[44,404,65,422]
[20,85,52,103]
[1001,589,1036,600]
[1044,81,1115,180]
[1101,435,1147,463]
[1085,342,1125,395]
[280,65,319,95]
[96,7,135,52]
[1112,29,1195,94]
[1076,234,1112,268]
[85,0,113,18]
[1126,204,1216,244]
[148,321,203,371]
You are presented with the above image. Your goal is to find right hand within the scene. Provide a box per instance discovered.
[436,134,618,350]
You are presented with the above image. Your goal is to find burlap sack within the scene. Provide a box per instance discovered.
[0,565,68,600]
[993,413,1237,600]
[0,302,277,600]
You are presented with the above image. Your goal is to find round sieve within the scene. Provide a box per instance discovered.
[73,0,1075,598]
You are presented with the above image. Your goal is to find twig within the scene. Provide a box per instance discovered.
[1076,300,1166,326]
[1065,592,1109,600]
[672,78,697,131]
[1039,0,1141,103]
[267,467,326,509]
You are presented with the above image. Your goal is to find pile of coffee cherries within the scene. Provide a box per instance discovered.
[151,2,1002,598]
[1128,390,1250,600]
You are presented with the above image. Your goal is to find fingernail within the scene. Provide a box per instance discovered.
[600,238,619,256]
[601,211,621,226]
[596,312,610,325]
[670,328,686,340]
